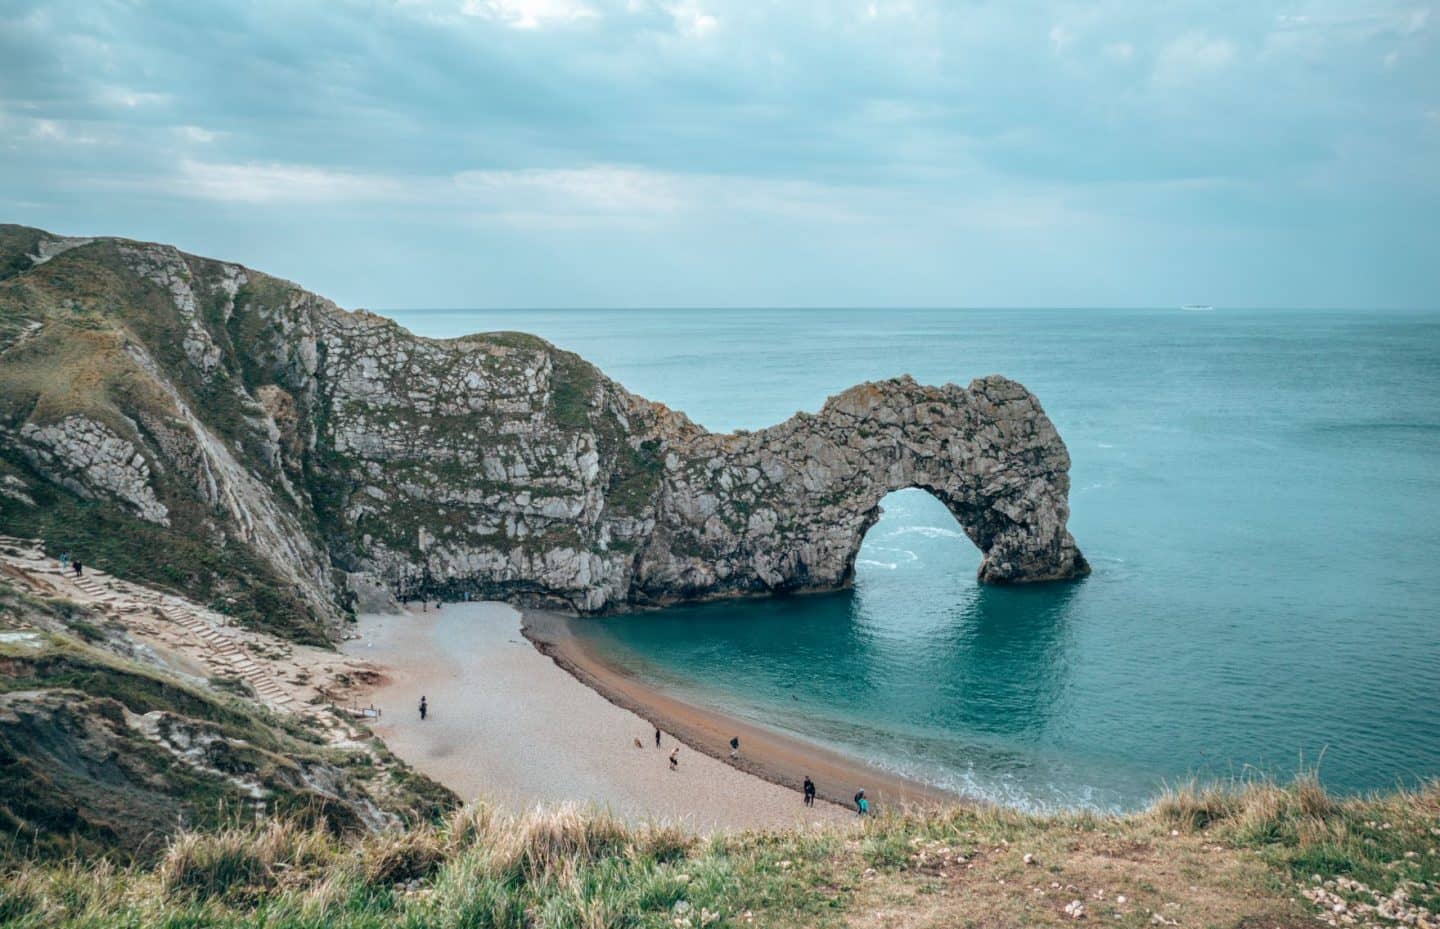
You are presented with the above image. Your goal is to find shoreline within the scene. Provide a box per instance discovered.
[521,608,955,814]
[342,602,859,830]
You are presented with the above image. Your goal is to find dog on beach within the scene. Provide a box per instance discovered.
[633,737,644,749]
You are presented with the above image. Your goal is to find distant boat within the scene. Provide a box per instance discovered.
[1180,304,1214,311]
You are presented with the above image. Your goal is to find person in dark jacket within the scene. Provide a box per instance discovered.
[418,696,428,721]
[803,776,816,806]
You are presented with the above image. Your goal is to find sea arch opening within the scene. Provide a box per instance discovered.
[850,488,983,592]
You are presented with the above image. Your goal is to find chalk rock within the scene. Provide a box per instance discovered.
[0,227,1088,627]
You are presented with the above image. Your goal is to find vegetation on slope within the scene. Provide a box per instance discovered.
[0,236,328,643]
[0,777,1434,928]
[0,478,326,644]
[0,581,456,863]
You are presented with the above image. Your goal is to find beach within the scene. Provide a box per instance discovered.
[523,609,953,810]
[343,602,944,830]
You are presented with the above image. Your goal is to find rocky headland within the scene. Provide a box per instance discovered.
[0,224,1086,641]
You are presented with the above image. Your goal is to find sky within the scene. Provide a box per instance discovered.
[1,0,1437,309]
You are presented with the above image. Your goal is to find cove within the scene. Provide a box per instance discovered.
[393,306,1440,812]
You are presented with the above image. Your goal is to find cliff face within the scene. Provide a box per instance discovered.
[0,225,1086,634]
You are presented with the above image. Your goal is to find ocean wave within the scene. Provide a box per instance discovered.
[890,525,966,540]
[856,559,898,570]
[861,545,918,562]
[859,753,1125,815]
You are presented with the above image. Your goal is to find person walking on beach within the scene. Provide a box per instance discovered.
[655,727,662,748]
[729,736,740,759]
[418,696,428,721]
[803,776,816,807]
[854,788,868,816]
[669,747,679,771]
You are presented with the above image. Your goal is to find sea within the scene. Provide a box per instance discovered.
[385,307,1440,812]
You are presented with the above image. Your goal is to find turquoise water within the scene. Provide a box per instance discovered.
[388,307,1440,811]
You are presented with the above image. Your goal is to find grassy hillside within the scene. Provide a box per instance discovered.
[1,777,1434,928]
[0,233,334,643]
[0,580,456,863]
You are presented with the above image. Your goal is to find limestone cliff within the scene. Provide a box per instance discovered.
[0,225,1086,636]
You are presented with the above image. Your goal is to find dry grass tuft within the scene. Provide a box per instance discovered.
[1152,778,1239,831]
[358,826,447,887]
[157,819,337,902]
[445,800,495,851]
[494,803,630,883]
[158,828,275,902]
[0,866,44,924]
[633,822,695,864]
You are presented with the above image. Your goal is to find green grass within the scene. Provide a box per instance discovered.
[0,225,46,284]
[1,778,1434,928]
[606,439,665,514]
[548,351,601,429]
[0,804,854,928]
[1154,772,1440,916]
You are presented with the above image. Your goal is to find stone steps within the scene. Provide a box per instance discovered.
[154,605,292,706]
[0,541,294,709]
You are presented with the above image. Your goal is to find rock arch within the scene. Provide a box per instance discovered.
[630,375,1090,605]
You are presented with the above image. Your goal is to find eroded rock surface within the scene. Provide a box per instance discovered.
[0,225,1087,631]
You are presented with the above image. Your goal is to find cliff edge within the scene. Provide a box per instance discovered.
[0,225,1086,637]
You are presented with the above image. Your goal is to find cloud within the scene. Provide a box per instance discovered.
[103,157,942,230]
[863,1,920,21]
[664,1,718,37]
[176,126,219,143]
[27,119,99,146]
[128,159,685,219]
[1266,6,1431,55]
[2,0,1437,307]
[169,160,410,204]
[1103,41,1134,61]
[95,86,171,109]
[453,164,684,213]
[1048,24,1073,53]
[461,0,598,29]
[1153,31,1235,84]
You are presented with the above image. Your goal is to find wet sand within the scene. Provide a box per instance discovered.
[343,602,864,831]
[523,609,952,814]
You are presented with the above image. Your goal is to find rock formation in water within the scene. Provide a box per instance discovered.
[0,225,1087,636]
